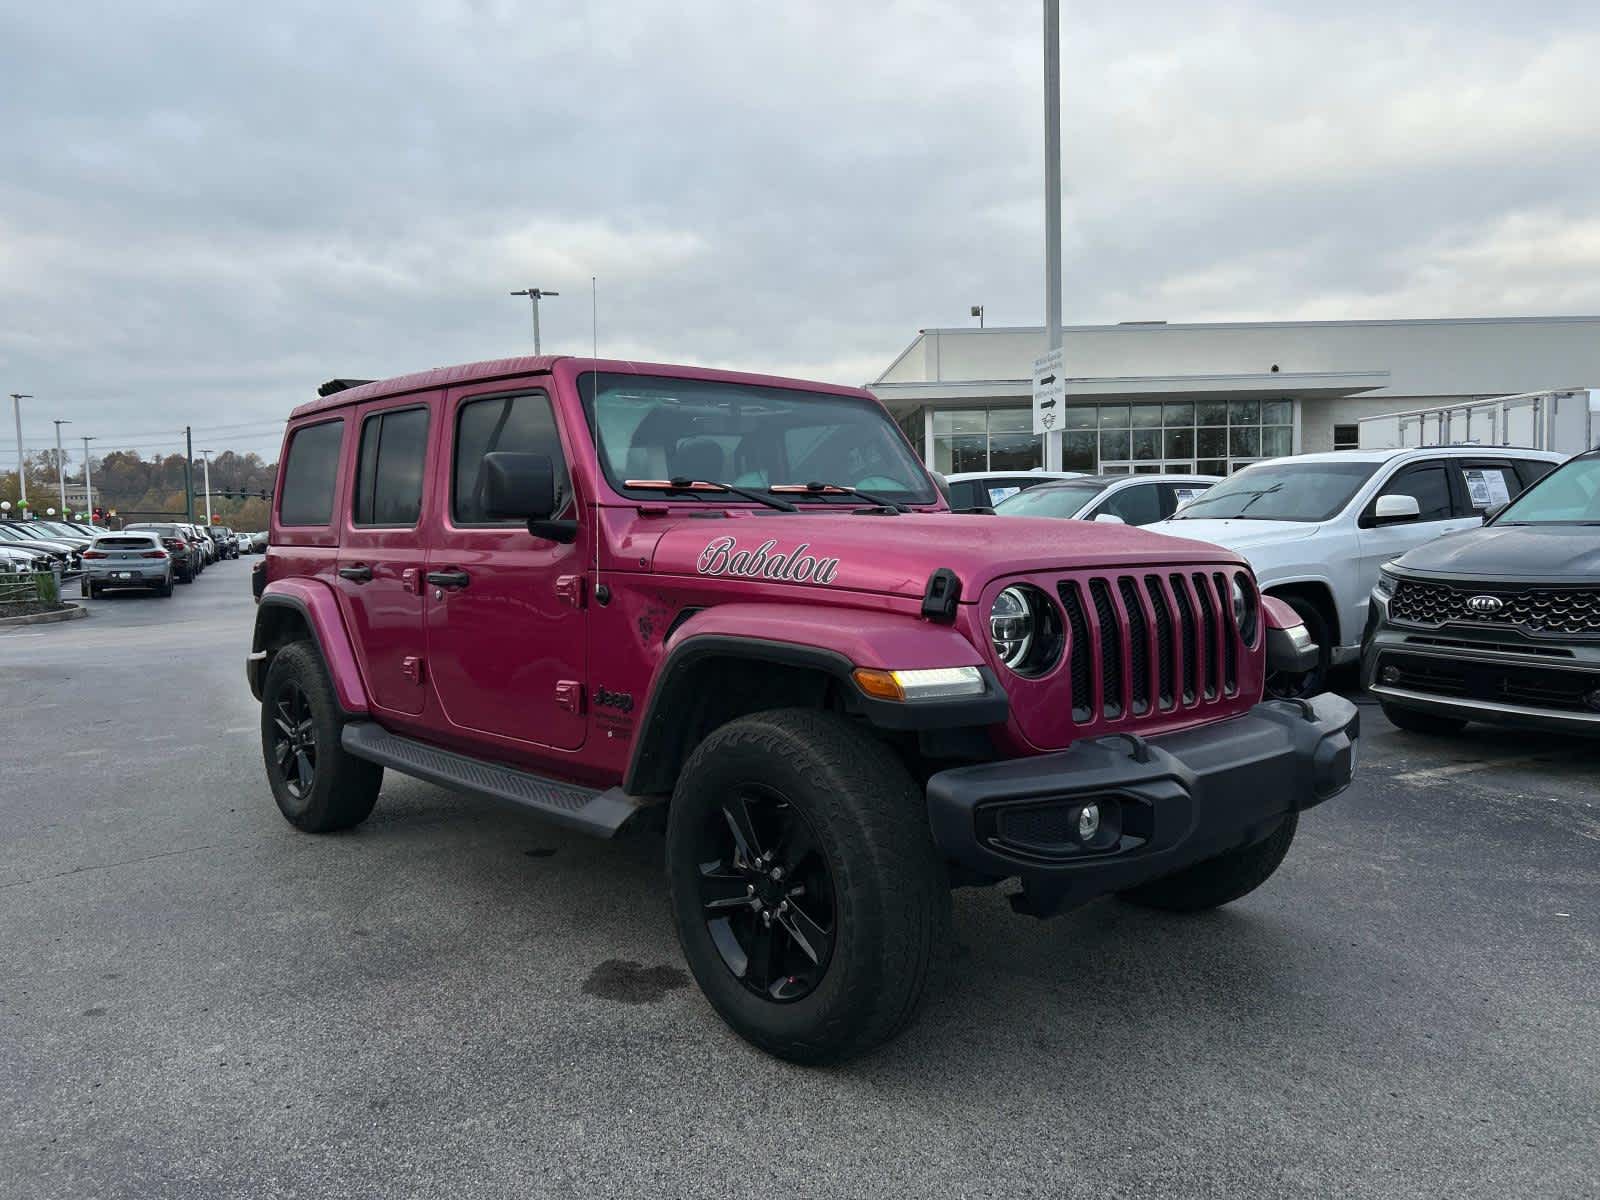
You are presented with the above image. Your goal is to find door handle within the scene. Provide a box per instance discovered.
[426,568,470,590]
[338,564,373,583]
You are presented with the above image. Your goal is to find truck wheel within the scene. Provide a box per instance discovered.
[1379,702,1467,736]
[260,641,382,833]
[1265,597,1330,699]
[666,708,949,1064]
[1119,814,1298,913]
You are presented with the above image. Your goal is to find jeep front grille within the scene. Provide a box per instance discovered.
[1391,579,1600,637]
[1055,570,1246,724]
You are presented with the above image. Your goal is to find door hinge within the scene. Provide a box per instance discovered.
[556,574,587,609]
[555,680,584,713]
[401,655,425,684]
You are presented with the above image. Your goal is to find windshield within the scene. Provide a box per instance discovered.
[1172,460,1380,522]
[577,372,936,505]
[994,484,1105,518]
[1495,455,1600,524]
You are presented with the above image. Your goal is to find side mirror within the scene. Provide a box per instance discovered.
[482,452,577,543]
[1372,494,1421,525]
[1092,512,1126,524]
[930,470,953,507]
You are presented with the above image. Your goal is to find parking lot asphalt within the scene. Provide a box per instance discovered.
[2,561,1597,1199]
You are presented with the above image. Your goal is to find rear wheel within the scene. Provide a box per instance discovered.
[666,709,949,1064]
[157,575,174,598]
[1121,815,1298,912]
[1379,701,1467,736]
[260,641,382,833]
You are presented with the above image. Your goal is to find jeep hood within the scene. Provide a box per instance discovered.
[648,512,1244,599]
[1398,523,1600,582]
[1151,518,1321,553]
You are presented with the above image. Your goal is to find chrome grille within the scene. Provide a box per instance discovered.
[1391,579,1600,637]
[1056,570,1245,726]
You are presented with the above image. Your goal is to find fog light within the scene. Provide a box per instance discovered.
[1380,665,1400,685]
[1077,803,1101,841]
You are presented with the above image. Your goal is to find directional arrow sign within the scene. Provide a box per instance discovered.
[1032,348,1066,434]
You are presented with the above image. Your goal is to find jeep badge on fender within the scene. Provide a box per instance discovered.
[248,356,1358,1064]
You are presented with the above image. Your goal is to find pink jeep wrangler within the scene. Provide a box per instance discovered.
[249,357,1357,1062]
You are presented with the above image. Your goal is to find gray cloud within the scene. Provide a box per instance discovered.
[3,0,1597,464]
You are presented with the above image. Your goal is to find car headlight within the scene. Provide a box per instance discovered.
[1374,566,1399,599]
[989,585,1063,676]
[1230,573,1259,644]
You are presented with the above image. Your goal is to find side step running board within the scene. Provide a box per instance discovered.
[340,721,652,839]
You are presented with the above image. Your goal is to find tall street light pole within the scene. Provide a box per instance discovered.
[1042,0,1064,472]
[81,436,97,517]
[10,393,31,507]
[199,449,214,527]
[53,419,72,515]
[510,288,559,354]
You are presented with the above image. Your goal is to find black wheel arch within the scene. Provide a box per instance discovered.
[248,594,348,712]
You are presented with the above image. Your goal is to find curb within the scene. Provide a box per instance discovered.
[0,603,89,628]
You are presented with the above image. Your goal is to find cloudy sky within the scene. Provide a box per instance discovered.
[3,0,1598,465]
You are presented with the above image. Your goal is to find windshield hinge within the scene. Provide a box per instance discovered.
[921,567,962,622]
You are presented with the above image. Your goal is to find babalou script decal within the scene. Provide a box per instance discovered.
[696,537,840,585]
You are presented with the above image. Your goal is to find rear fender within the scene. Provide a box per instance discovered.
[249,579,369,715]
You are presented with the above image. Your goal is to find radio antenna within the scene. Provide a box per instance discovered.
[591,275,601,582]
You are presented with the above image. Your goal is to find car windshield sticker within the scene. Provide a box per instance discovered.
[697,536,839,585]
[1172,487,1203,508]
[1461,468,1512,510]
[987,486,1022,505]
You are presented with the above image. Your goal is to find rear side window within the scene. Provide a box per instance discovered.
[278,420,344,526]
[452,392,571,525]
[354,406,430,527]
[1451,462,1522,512]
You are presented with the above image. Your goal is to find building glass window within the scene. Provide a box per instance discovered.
[1333,423,1360,450]
[931,408,1042,473]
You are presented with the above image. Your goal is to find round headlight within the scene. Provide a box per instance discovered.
[1230,574,1258,644]
[990,585,1063,676]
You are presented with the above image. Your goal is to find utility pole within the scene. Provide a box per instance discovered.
[81,436,96,517]
[53,419,71,515]
[10,393,31,507]
[1042,0,1064,472]
[199,449,214,527]
[510,287,559,354]
[184,426,195,523]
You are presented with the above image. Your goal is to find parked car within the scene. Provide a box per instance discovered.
[248,356,1358,1064]
[125,523,201,583]
[80,531,174,598]
[0,542,51,572]
[190,525,217,565]
[942,470,1085,512]
[250,530,268,553]
[234,532,253,554]
[211,525,240,559]
[1364,448,1600,736]
[0,523,79,570]
[1151,447,1565,695]
[994,473,1220,526]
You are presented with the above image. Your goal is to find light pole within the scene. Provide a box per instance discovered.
[80,436,96,518]
[10,393,31,507]
[971,305,985,328]
[1042,0,1064,472]
[199,449,214,527]
[53,419,72,516]
[510,287,559,354]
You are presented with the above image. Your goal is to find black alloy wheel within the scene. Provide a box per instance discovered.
[695,785,837,1002]
[270,681,318,800]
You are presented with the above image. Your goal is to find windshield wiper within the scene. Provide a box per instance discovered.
[1177,482,1284,520]
[625,477,798,513]
[770,481,909,513]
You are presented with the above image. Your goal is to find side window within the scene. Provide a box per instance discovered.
[1159,482,1209,518]
[1097,483,1162,526]
[1381,463,1453,522]
[947,480,983,510]
[354,406,430,527]
[1452,462,1522,514]
[278,420,344,526]
[1514,458,1557,488]
[453,391,572,525]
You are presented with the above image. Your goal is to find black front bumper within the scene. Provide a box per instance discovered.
[926,693,1359,916]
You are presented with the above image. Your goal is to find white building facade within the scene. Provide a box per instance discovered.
[869,316,1600,476]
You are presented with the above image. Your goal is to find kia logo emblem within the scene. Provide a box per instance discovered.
[1465,595,1504,614]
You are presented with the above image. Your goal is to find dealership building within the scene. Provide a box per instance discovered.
[869,315,1600,476]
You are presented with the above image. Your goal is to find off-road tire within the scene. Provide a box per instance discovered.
[260,640,382,833]
[1379,701,1467,736]
[1119,813,1298,913]
[666,708,950,1064]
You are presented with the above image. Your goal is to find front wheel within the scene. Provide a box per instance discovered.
[1119,814,1298,912]
[1265,598,1330,699]
[260,641,382,832]
[666,709,949,1064]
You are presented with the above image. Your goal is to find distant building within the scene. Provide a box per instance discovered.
[869,316,1600,476]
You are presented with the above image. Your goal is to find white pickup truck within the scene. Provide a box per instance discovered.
[1150,446,1566,693]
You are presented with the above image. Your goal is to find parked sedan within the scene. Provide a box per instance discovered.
[0,523,79,570]
[81,532,174,598]
[0,543,51,572]
[125,523,201,583]
[212,526,241,559]
[942,470,1086,512]
[993,473,1221,526]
